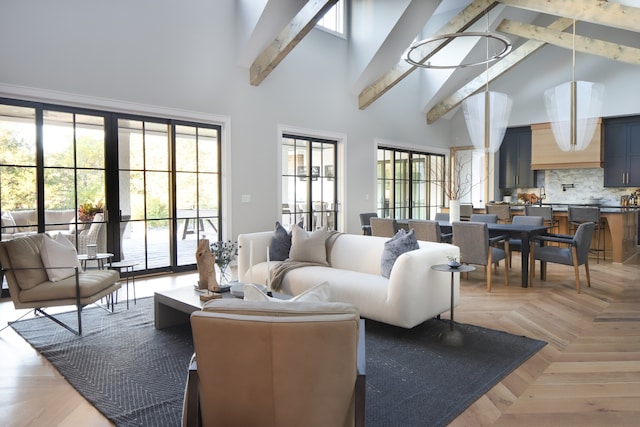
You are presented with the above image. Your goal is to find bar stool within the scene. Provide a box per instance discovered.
[525,205,559,233]
[568,206,606,263]
[487,204,512,223]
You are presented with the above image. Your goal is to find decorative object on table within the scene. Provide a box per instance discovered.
[195,238,218,293]
[446,256,462,269]
[210,239,238,288]
[86,244,97,259]
[78,200,105,222]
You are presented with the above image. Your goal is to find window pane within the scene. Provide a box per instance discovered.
[0,104,36,166]
[145,122,169,170]
[119,119,144,170]
[175,125,197,172]
[1,166,37,212]
[146,172,169,219]
[44,168,75,210]
[77,169,105,206]
[124,171,145,221]
[198,127,218,173]
[43,111,74,168]
[76,114,105,169]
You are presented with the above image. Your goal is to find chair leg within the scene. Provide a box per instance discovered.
[487,252,493,292]
[571,246,581,293]
[529,244,535,286]
[504,241,509,287]
[584,261,591,288]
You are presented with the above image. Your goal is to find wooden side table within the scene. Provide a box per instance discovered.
[431,263,475,346]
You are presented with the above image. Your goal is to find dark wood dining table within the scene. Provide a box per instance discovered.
[434,221,550,288]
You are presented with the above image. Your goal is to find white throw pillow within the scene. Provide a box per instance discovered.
[243,281,330,303]
[288,225,328,264]
[41,234,81,282]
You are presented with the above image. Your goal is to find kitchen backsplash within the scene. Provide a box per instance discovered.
[511,168,637,206]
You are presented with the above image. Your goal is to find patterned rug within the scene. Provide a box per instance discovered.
[11,298,546,427]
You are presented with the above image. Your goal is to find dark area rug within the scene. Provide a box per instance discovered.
[11,298,545,427]
[365,319,546,427]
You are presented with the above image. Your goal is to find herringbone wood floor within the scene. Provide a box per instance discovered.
[0,251,638,426]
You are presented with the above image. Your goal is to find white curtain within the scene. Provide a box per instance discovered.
[544,80,604,152]
[462,91,513,153]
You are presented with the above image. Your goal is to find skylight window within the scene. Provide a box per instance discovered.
[317,1,344,35]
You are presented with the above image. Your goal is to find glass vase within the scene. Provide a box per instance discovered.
[217,263,231,287]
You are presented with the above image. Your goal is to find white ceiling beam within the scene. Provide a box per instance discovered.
[499,19,640,65]
[496,0,640,33]
[250,0,338,86]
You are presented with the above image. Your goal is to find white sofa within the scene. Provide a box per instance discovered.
[237,231,460,328]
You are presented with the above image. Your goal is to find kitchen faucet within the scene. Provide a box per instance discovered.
[539,186,546,206]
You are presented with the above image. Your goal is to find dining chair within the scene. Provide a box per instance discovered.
[507,215,544,268]
[568,206,606,263]
[487,204,512,223]
[459,204,473,221]
[469,214,498,223]
[529,222,595,293]
[408,219,452,243]
[452,221,509,292]
[370,217,398,238]
[434,212,449,221]
[359,212,377,236]
[525,205,558,233]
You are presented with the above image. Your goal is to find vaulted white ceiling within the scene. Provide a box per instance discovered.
[239,0,640,124]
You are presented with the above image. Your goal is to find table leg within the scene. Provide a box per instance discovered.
[520,234,531,288]
[439,272,463,346]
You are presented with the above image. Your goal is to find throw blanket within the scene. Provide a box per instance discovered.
[269,231,342,291]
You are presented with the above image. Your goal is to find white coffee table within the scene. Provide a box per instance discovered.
[154,286,221,329]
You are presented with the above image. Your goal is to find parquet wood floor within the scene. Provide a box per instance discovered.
[0,252,638,426]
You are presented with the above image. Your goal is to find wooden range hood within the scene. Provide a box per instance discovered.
[530,119,603,170]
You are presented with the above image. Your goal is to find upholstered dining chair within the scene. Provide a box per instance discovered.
[408,219,452,243]
[507,215,544,267]
[529,222,595,293]
[487,204,512,223]
[459,204,473,221]
[434,212,449,221]
[184,299,365,427]
[452,221,509,292]
[369,217,398,238]
[359,212,377,236]
[469,213,498,223]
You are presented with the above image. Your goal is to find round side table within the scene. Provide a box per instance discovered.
[431,263,476,346]
[108,260,139,309]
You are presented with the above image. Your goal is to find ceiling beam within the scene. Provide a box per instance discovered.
[499,19,640,65]
[426,18,573,124]
[496,0,640,33]
[250,0,338,86]
[358,0,500,110]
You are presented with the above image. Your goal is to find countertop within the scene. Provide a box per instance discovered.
[498,203,640,213]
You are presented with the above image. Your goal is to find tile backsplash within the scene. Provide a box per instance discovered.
[511,168,637,206]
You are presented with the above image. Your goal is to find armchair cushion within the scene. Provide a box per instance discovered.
[380,228,419,278]
[289,225,328,264]
[40,234,82,282]
[5,236,49,290]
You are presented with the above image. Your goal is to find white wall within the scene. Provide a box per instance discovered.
[1,0,638,237]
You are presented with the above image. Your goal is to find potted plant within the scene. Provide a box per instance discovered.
[78,200,104,222]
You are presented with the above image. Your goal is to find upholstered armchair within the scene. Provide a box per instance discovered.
[0,233,120,335]
[183,299,365,427]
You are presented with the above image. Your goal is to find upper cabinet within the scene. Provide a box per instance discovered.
[531,120,603,169]
[499,126,535,189]
[604,116,640,188]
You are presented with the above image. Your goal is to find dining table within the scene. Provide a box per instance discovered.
[431,221,550,288]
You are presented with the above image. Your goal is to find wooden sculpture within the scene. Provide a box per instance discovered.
[196,239,220,298]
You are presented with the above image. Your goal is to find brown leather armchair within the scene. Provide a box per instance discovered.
[183,299,365,427]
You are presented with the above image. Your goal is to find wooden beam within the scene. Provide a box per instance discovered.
[426,18,572,124]
[358,0,500,110]
[499,19,640,65]
[250,0,338,86]
[497,0,640,33]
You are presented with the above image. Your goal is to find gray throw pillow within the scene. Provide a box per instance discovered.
[270,221,292,261]
[380,228,419,278]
